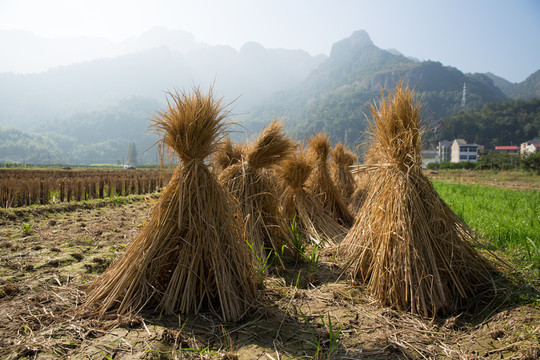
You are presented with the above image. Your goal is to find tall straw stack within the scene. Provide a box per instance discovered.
[218,119,296,261]
[307,133,354,227]
[330,142,358,203]
[82,88,258,322]
[340,82,496,317]
[280,151,348,246]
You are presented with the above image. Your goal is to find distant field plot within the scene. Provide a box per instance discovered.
[0,169,172,207]
[432,180,540,269]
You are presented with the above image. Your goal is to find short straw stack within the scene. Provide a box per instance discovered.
[82,87,258,322]
[331,142,358,204]
[340,82,496,317]
[214,136,244,172]
[219,119,297,261]
[280,151,348,246]
[307,133,354,227]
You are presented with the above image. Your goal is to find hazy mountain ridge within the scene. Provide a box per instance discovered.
[0,28,326,164]
[0,27,207,75]
[243,30,532,146]
[486,70,540,100]
[0,29,326,129]
[1,28,538,164]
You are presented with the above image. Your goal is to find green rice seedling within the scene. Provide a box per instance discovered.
[320,312,341,358]
[289,214,307,261]
[306,244,320,274]
[21,221,33,235]
[432,181,540,272]
[432,182,539,250]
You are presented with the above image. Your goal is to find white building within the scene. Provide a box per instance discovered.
[451,139,479,163]
[520,138,540,154]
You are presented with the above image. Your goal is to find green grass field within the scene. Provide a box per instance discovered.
[432,180,540,276]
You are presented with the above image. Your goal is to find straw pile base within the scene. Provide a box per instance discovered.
[341,166,496,316]
[83,164,258,322]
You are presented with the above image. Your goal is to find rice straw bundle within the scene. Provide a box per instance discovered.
[280,151,348,246]
[330,142,358,202]
[219,119,297,261]
[348,151,372,213]
[307,133,354,227]
[82,87,258,322]
[214,136,244,172]
[340,82,496,317]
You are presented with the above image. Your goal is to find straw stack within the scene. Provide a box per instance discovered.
[83,88,258,322]
[330,142,358,203]
[340,82,495,317]
[280,151,348,246]
[307,133,354,227]
[219,119,296,261]
[214,136,244,173]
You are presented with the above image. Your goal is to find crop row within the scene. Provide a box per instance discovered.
[0,169,172,207]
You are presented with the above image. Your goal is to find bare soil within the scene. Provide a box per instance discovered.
[425,170,540,191]
[0,192,539,359]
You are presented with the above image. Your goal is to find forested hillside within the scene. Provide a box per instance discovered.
[0,97,161,165]
[432,97,540,148]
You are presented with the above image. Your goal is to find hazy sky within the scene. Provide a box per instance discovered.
[1,0,539,83]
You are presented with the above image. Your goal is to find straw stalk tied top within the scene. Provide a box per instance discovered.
[150,88,231,162]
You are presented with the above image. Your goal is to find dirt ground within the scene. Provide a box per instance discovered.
[425,170,540,191]
[1,192,539,359]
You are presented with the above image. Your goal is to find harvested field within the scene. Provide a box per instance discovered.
[0,190,538,359]
[0,169,172,207]
[425,170,540,191]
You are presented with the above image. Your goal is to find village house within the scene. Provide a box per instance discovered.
[437,140,452,162]
[421,150,440,168]
[520,138,540,154]
[495,145,519,155]
[451,139,479,163]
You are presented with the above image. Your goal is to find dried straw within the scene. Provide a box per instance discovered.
[214,136,244,172]
[280,151,348,246]
[340,82,496,317]
[330,142,358,203]
[82,87,258,322]
[307,133,354,227]
[219,119,296,261]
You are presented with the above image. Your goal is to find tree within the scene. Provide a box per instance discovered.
[521,152,540,175]
[126,142,138,166]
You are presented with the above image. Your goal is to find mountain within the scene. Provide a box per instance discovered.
[1,28,537,165]
[0,30,325,129]
[486,70,540,100]
[0,27,206,75]
[243,30,510,146]
[0,28,325,164]
[0,29,120,74]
